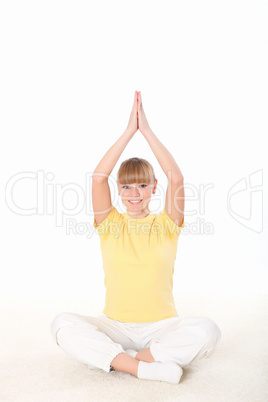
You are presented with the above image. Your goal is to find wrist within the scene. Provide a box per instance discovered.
[125,127,136,137]
[141,127,152,136]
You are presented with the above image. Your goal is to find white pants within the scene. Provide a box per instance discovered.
[50,312,221,373]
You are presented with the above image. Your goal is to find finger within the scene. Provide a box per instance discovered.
[138,92,142,110]
[136,92,139,126]
[133,91,137,110]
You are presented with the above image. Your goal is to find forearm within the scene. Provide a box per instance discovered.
[93,128,135,180]
[142,128,183,182]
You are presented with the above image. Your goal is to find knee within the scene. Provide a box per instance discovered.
[50,312,74,344]
[200,317,221,348]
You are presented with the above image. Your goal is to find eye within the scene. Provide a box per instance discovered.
[122,184,147,189]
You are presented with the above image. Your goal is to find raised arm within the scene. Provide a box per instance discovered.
[92,91,138,225]
[137,91,184,227]
[93,91,139,181]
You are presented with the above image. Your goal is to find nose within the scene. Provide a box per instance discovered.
[131,188,142,197]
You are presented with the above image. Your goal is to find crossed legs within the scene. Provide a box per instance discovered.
[110,348,155,377]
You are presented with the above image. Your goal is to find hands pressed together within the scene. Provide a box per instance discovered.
[127,90,150,136]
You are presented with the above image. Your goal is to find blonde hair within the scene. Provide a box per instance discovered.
[117,157,156,185]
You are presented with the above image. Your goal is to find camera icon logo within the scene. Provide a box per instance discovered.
[227,169,263,233]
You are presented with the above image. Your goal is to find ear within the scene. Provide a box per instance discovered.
[152,178,158,194]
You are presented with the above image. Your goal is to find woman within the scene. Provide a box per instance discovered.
[50,91,221,385]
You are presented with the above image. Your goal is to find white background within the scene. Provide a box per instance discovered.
[1,0,267,302]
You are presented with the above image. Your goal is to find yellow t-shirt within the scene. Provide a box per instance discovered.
[93,206,184,323]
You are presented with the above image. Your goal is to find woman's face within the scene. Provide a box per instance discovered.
[118,180,157,214]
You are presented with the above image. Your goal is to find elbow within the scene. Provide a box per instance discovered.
[92,171,109,182]
[171,175,184,184]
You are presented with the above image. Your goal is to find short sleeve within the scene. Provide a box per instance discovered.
[159,208,184,237]
[93,206,121,236]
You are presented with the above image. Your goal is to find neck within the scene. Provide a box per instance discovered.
[127,208,151,219]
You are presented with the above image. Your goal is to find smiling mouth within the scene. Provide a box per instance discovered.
[128,200,142,204]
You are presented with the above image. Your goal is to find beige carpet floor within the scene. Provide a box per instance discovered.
[1,294,267,402]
